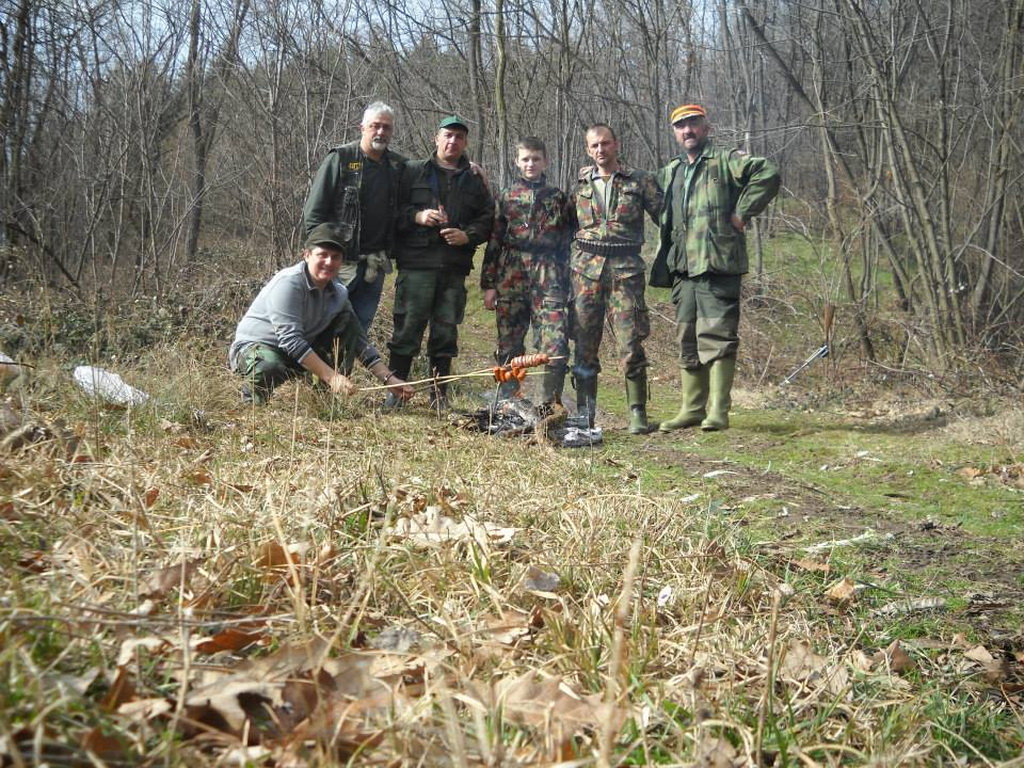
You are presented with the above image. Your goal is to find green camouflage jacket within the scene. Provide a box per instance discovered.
[570,161,662,280]
[480,176,573,290]
[650,142,780,286]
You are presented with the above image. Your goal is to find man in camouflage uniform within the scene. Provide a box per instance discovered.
[388,115,494,408]
[303,101,406,333]
[651,104,780,431]
[481,136,573,406]
[569,123,663,433]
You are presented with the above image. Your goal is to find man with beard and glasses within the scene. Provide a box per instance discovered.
[303,101,406,333]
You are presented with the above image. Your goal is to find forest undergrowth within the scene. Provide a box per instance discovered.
[0,270,1022,766]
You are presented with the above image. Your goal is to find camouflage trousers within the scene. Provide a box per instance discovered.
[671,272,741,368]
[492,252,569,371]
[232,321,360,404]
[388,269,468,360]
[570,261,650,379]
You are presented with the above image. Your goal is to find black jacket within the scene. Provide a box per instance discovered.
[394,155,494,275]
[302,140,407,253]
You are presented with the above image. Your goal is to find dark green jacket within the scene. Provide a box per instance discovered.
[302,141,407,251]
[394,155,494,275]
[650,143,780,287]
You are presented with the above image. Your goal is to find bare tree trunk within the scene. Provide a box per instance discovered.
[971,0,1024,324]
[494,0,509,187]
[468,0,488,169]
[184,0,249,267]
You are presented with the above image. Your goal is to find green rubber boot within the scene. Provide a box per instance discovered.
[626,370,656,435]
[539,365,566,406]
[701,357,737,431]
[659,366,709,432]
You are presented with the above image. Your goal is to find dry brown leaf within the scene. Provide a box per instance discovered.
[951,632,971,649]
[117,636,172,667]
[848,649,875,673]
[873,640,916,674]
[80,727,129,761]
[116,697,174,723]
[101,668,137,711]
[181,468,213,486]
[694,736,743,768]
[16,550,49,573]
[238,637,333,679]
[792,558,832,574]
[144,558,202,598]
[779,639,850,696]
[825,576,857,606]
[964,644,1009,684]
[468,673,626,736]
[194,626,268,654]
[255,541,302,583]
[287,687,393,758]
[368,647,452,687]
[183,675,284,735]
[480,608,543,647]
[964,644,996,664]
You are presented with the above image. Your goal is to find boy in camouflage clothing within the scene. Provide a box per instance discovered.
[481,137,573,405]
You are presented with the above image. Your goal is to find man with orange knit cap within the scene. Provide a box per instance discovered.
[651,104,780,431]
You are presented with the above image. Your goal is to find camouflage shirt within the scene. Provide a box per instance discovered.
[570,161,663,280]
[650,141,780,286]
[480,176,573,290]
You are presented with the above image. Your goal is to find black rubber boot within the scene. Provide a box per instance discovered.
[573,374,598,428]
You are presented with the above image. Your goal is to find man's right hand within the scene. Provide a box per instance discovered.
[415,208,448,227]
[328,373,357,396]
[387,379,416,402]
[483,288,498,310]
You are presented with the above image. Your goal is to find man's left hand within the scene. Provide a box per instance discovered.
[440,228,469,246]
[730,213,746,232]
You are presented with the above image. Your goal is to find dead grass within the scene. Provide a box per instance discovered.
[1,339,1022,766]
